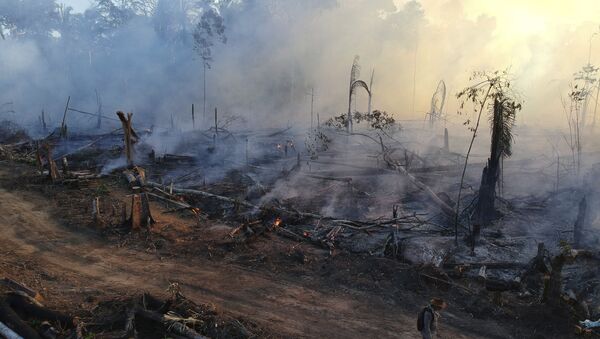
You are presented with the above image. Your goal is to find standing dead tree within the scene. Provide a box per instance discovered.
[471,97,519,243]
[562,84,587,176]
[427,80,446,128]
[573,196,588,248]
[344,57,374,135]
[95,89,102,129]
[193,8,226,126]
[455,70,522,247]
[351,80,371,114]
[117,111,139,167]
[44,144,61,182]
[60,96,70,138]
[347,55,361,133]
[573,63,598,129]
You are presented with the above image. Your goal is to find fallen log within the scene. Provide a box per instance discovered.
[0,278,42,301]
[52,128,121,161]
[161,154,195,163]
[147,192,192,210]
[266,126,292,137]
[5,292,71,327]
[305,174,353,183]
[0,301,40,339]
[135,308,209,339]
[381,142,456,217]
[443,262,527,269]
[146,181,359,223]
[327,132,456,217]
[0,320,22,339]
[484,278,522,292]
[146,182,428,231]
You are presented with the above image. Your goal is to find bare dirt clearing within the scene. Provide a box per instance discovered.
[0,163,483,339]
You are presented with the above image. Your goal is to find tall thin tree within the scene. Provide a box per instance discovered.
[193,7,226,125]
[454,70,522,247]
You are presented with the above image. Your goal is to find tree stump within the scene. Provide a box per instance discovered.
[61,156,69,176]
[129,193,154,231]
[42,144,61,182]
[130,194,142,231]
[92,197,101,227]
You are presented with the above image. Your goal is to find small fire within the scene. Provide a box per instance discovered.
[191,207,201,216]
[273,217,282,227]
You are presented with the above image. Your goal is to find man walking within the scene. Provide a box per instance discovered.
[417,298,448,339]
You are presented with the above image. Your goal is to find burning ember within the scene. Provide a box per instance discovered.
[273,217,282,228]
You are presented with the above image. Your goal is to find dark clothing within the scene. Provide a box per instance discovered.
[421,306,439,339]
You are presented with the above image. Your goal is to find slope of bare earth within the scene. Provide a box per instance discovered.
[0,161,568,338]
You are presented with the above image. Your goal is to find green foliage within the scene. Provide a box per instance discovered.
[491,98,519,158]
[559,239,572,253]
[569,83,587,105]
[324,114,349,130]
[305,129,331,157]
[354,110,396,130]
[325,110,396,132]
[456,69,522,158]
[193,8,227,67]
[95,183,110,196]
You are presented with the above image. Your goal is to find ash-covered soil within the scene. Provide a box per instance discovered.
[0,161,579,338]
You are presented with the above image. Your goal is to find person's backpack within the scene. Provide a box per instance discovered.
[417,306,433,331]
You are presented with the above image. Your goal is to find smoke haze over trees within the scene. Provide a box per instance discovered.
[1,0,600,131]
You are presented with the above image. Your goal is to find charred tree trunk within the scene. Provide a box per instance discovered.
[117,111,135,167]
[443,128,449,152]
[60,96,70,139]
[542,251,573,307]
[347,95,352,134]
[192,104,195,129]
[574,196,587,248]
[96,89,102,129]
[35,144,43,175]
[472,99,504,239]
[41,110,47,132]
[45,145,61,182]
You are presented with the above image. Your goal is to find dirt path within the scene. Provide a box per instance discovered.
[0,170,475,338]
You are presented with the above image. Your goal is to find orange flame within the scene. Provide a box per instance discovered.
[273,217,282,227]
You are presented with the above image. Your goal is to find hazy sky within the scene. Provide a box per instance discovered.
[11,0,600,128]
